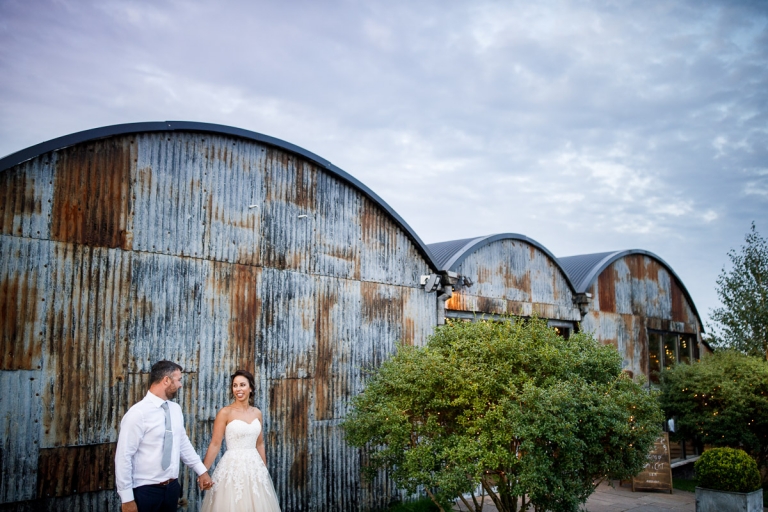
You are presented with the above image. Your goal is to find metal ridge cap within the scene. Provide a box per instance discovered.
[0,120,439,271]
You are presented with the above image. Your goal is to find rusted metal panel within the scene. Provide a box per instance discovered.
[359,198,429,287]
[41,242,132,448]
[312,171,363,281]
[132,133,264,266]
[50,138,134,250]
[260,269,317,381]
[0,370,41,503]
[37,443,116,498]
[260,150,316,273]
[269,377,311,511]
[128,252,204,374]
[0,155,55,241]
[1,490,122,511]
[0,236,49,370]
[313,276,357,421]
[447,239,579,321]
[196,261,262,421]
[597,265,616,313]
[583,254,702,379]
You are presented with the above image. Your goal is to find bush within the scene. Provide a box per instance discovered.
[695,447,761,493]
[343,317,663,512]
[659,351,768,475]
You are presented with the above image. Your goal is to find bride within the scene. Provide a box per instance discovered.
[200,370,281,512]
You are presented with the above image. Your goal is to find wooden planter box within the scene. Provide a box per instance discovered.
[695,486,763,512]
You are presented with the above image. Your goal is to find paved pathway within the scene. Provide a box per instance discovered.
[454,480,696,512]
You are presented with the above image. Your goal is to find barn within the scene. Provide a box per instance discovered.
[0,122,438,511]
[558,250,707,382]
[0,122,707,511]
[427,234,583,335]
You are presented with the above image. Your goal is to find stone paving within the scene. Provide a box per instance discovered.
[454,480,696,512]
[453,480,768,511]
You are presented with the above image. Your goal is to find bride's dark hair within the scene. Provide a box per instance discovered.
[230,369,256,404]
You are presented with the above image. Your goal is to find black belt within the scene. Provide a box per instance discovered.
[150,478,176,487]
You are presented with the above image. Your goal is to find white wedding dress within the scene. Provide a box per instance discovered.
[201,418,281,512]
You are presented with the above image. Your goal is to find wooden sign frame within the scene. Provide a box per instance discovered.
[632,432,673,493]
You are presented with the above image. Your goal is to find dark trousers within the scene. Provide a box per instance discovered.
[133,479,181,512]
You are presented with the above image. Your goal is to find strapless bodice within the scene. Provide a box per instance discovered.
[225,418,261,450]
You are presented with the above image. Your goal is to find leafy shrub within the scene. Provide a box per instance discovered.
[659,351,768,475]
[695,447,761,493]
[387,497,440,512]
[343,317,663,512]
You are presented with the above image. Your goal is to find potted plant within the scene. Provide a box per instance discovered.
[694,447,763,512]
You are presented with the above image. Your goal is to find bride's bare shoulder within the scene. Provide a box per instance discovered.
[215,405,233,419]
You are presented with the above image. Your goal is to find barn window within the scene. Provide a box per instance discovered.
[648,331,699,385]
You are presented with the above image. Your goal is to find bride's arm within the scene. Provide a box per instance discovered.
[255,409,268,466]
[202,408,228,470]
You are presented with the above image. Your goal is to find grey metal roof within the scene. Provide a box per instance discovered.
[427,237,482,270]
[558,249,704,329]
[557,251,620,293]
[427,233,576,292]
[0,121,438,271]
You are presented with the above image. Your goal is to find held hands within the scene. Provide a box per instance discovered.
[197,472,213,491]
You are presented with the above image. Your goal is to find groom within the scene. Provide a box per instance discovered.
[115,360,213,512]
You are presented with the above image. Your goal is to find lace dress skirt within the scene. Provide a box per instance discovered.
[201,419,281,512]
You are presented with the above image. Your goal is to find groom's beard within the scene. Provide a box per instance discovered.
[166,386,179,400]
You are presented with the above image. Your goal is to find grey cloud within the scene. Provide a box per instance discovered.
[0,0,766,324]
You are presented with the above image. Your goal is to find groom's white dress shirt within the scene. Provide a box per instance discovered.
[115,391,207,503]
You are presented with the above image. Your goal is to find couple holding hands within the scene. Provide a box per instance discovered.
[115,361,281,512]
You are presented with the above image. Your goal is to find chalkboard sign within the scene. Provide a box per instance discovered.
[632,432,673,493]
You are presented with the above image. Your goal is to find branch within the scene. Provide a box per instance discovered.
[480,476,506,512]
[424,488,446,512]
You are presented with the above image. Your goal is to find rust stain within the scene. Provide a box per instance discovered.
[670,279,686,324]
[269,378,310,489]
[0,270,41,370]
[597,264,617,313]
[625,254,646,281]
[50,139,133,249]
[507,300,525,316]
[503,266,531,294]
[0,164,43,236]
[476,296,503,315]
[360,198,397,253]
[445,292,462,310]
[43,244,132,447]
[361,281,383,322]
[402,317,415,346]
[314,288,338,420]
[227,263,261,372]
[37,443,116,498]
[638,317,649,375]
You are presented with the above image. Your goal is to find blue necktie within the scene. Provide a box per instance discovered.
[161,402,173,470]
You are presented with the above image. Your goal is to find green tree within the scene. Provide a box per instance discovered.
[342,318,662,512]
[659,351,768,476]
[710,222,768,360]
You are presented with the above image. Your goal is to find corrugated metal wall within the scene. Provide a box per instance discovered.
[0,132,437,511]
[579,254,702,376]
[446,239,581,321]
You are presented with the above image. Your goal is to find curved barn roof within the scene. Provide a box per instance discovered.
[427,233,576,293]
[0,121,438,270]
[558,249,704,328]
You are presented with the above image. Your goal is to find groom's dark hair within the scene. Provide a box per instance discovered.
[150,360,183,385]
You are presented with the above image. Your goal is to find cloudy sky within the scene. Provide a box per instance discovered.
[1,0,766,326]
